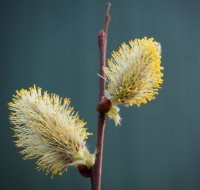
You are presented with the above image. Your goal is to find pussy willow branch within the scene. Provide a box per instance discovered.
[91,3,111,190]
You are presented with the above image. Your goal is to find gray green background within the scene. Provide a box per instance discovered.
[1,0,200,190]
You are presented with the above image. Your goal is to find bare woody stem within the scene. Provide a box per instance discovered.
[91,3,111,190]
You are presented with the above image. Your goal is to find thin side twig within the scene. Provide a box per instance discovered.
[91,3,111,190]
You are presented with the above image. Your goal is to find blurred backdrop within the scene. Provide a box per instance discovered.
[1,0,200,190]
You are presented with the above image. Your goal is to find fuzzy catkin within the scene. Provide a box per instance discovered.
[9,86,95,175]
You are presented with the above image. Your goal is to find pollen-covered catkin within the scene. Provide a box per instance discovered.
[103,37,163,125]
[8,86,95,175]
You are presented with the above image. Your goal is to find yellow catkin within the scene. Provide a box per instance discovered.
[103,37,163,125]
[8,85,95,176]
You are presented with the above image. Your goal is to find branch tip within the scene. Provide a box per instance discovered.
[104,3,111,34]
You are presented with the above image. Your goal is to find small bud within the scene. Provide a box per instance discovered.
[78,165,92,178]
[97,97,112,114]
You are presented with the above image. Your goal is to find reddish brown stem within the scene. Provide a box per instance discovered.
[91,3,111,190]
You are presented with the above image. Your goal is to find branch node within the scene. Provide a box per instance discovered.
[78,165,92,178]
[97,98,112,114]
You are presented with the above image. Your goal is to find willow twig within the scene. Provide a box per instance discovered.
[91,3,111,190]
